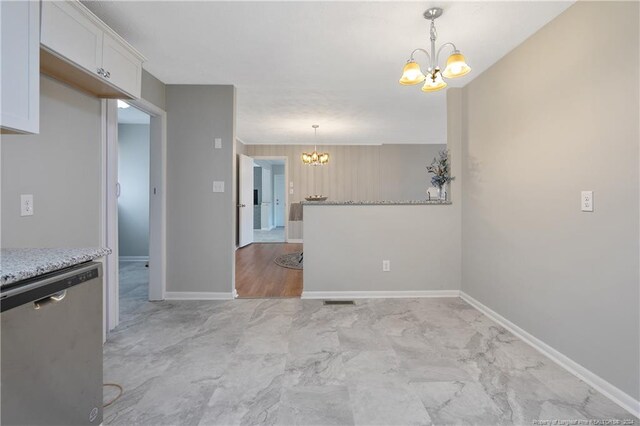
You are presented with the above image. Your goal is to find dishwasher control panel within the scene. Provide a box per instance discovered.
[0,263,100,312]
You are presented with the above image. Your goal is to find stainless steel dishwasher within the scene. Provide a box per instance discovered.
[1,261,103,425]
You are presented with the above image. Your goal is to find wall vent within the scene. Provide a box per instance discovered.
[323,300,355,305]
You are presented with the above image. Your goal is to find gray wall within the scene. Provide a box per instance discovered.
[246,144,446,239]
[117,123,150,257]
[141,69,166,110]
[166,85,236,294]
[1,70,166,251]
[303,124,462,294]
[460,1,639,400]
[1,76,102,248]
[379,145,447,200]
[304,204,461,293]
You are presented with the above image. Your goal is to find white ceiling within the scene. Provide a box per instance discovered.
[86,1,573,145]
[117,103,150,124]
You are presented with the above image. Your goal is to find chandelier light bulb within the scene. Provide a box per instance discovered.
[421,70,447,92]
[442,51,471,79]
[399,61,426,85]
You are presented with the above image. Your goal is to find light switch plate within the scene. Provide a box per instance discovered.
[581,191,593,212]
[289,181,294,188]
[20,194,34,216]
[213,181,225,193]
[382,260,390,272]
[214,138,222,149]
[289,189,294,195]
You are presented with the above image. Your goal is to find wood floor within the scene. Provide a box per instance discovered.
[235,243,303,298]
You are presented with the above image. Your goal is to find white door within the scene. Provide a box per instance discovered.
[274,174,285,227]
[238,154,254,247]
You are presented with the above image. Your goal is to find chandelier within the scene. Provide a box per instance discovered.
[399,7,471,93]
[302,125,329,166]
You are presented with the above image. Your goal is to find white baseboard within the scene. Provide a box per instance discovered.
[119,256,149,262]
[164,292,233,300]
[459,291,640,418]
[287,239,303,244]
[301,290,460,299]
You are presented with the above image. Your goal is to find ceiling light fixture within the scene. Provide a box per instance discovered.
[399,7,471,93]
[117,100,130,109]
[302,125,329,166]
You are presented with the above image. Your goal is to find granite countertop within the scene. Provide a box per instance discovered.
[301,200,452,206]
[0,247,112,287]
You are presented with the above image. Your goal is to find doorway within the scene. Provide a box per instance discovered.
[116,101,151,319]
[253,159,286,243]
[103,97,167,334]
[236,155,303,298]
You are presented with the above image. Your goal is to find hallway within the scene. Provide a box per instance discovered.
[253,226,286,243]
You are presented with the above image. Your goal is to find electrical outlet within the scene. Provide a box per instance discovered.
[382,260,390,272]
[214,138,222,149]
[289,189,294,195]
[20,194,34,216]
[581,191,593,212]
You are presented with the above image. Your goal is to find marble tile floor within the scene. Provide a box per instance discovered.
[254,227,286,243]
[119,261,149,320]
[103,297,637,426]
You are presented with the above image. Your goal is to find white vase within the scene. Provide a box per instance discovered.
[439,184,447,201]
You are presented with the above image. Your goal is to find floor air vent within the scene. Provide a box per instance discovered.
[323,300,355,305]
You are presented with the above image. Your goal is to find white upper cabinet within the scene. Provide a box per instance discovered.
[1,0,40,134]
[101,33,142,99]
[41,1,145,99]
[41,1,102,76]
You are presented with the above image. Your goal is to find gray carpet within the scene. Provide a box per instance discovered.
[274,251,303,270]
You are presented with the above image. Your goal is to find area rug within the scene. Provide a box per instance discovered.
[274,251,303,270]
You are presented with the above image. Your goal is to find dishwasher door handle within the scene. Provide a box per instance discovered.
[34,291,67,310]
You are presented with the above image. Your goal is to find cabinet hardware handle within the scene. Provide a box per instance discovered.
[34,290,67,310]
[104,71,111,78]
[96,67,104,76]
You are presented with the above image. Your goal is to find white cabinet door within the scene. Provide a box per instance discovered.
[101,33,142,98]
[41,1,103,77]
[1,0,40,134]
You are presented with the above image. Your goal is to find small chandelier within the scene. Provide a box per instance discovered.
[302,125,329,166]
[399,7,471,93]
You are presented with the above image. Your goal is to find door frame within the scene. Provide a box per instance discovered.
[250,156,289,242]
[101,97,167,333]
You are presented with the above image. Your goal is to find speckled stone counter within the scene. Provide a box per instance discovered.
[0,247,112,287]
[301,200,451,205]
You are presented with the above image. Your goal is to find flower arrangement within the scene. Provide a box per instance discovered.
[427,149,454,190]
